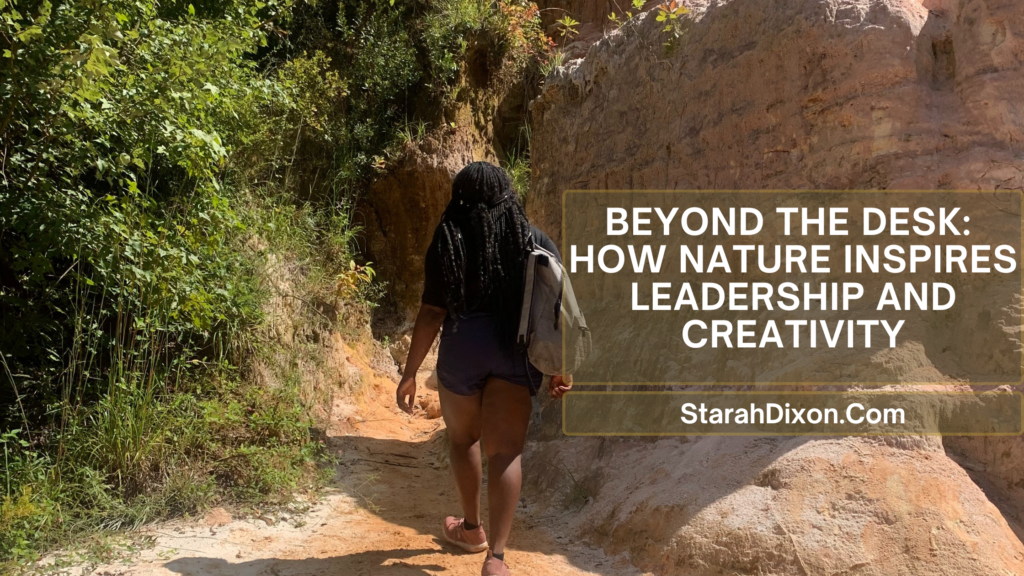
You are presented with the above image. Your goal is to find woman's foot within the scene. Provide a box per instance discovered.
[481,552,511,576]
[442,516,488,553]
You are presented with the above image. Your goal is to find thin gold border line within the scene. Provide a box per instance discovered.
[560,390,1024,437]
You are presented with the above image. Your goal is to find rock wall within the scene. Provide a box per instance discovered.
[945,434,1024,539]
[528,0,1024,244]
[523,0,1024,573]
[360,129,489,334]
[360,83,531,335]
[524,431,1024,575]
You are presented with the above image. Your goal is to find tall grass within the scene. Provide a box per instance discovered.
[0,188,368,569]
[0,0,544,568]
[502,124,532,204]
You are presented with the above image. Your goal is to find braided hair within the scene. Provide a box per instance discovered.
[430,161,532,345]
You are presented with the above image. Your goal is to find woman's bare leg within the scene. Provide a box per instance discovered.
[439,384,484,526]
[480,378,532,555]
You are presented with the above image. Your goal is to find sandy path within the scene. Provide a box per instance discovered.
[83,374,638,576]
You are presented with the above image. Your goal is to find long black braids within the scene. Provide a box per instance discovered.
[431,162,532,346]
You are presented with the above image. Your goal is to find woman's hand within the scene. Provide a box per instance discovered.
[397,375,417,414]
[396,304,445,415]
[549,374,572,399]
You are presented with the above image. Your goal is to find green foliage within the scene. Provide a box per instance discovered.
[281,0,548,175]
[503,151,530,205]
[397,118,431,146]
[0,0,282,392]
[608,0,645,29]
[0,369,327,567]
[555,15,579,40]
[275,52,349,137]
[0,0,368,567]
[0,0,545,567]
[1,434,58,565]
[336,261,377,303]
[539,49,565,78]
[199,379,320,503]
[655,0,691,52]
[501,125,532,204]
[238,189,381,312]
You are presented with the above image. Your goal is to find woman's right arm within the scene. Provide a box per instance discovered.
[396,303,447,414]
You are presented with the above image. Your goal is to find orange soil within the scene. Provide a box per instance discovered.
[82,350,638,576]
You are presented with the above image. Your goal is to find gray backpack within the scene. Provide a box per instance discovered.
[517,241,591,375]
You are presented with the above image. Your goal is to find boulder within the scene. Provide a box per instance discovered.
[524,0,1024,572]
[525,434,1024,575]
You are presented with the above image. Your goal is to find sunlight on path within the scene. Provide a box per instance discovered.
[81,377,639,576]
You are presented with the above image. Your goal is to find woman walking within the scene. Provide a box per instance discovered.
[396,162,571,576]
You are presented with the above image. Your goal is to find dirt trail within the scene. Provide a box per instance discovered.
[82,359,637,576]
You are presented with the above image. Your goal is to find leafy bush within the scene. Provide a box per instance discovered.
[281,0,549,179]
[0,0,342,566]
[656,0,692,52]
[1,0,280,405]
[0,0,545,567]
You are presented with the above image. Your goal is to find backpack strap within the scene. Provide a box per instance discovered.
[518,250,537,347]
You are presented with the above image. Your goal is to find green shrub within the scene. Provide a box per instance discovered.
[0,0,280,407]
[280,0,549,178]
[0,0,545,567]
[1,435,59,566]
[0,0,335,565]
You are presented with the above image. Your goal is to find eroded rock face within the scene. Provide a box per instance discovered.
[360,129,492,333]
[528,0,1024,244]
[525,433,1024,575]
[524,0,1024,572]
[945,434,1024,539]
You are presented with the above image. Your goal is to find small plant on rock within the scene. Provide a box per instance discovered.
[337,261,377,304]
[608,0,646,29]
[539,49,566,77]
[656,0,691,52]
[556,15,580,40]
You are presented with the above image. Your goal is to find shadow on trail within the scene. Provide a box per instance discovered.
[324,430,567,552]
[324,417,812,575]
[165,549,443,576]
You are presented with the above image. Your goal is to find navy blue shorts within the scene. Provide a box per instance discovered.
[437,312,543,396]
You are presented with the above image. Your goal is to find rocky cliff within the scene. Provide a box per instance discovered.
[528,0,1024,242]
[519,0,1024,574]
[360,92,531,333]
[524,432,1024,575]
[361,0,1024,573]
